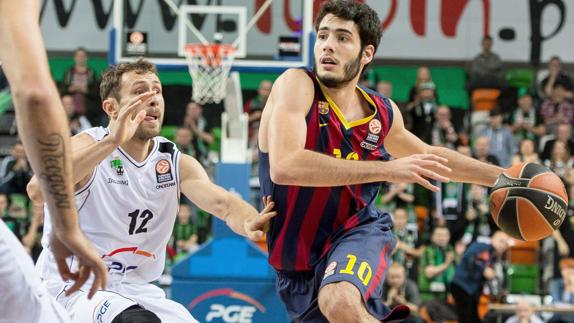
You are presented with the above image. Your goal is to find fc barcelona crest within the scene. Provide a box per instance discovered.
[318,101,330,115]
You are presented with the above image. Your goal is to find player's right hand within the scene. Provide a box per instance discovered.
[108,91,155,146]
[50,228,108,299]
[385,154,451,192]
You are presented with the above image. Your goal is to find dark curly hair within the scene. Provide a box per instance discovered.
[314,0,382,53]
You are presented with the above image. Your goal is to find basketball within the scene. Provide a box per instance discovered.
[489,162,568,241]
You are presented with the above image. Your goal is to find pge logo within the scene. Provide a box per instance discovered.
[95,300,111,323]
[101,246,156,274]
[188,288,266,323]
[206,305,256,323]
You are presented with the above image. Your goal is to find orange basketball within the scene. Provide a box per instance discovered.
[489,162,568,241]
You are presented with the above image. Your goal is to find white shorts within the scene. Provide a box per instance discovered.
[0,219,70,323]
[51,281,198,323]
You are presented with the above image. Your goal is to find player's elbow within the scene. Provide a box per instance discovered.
[270,163,295,185]
[26,177,44,204]
[12,86,53,111]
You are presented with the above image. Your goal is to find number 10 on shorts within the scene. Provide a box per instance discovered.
[340,254,372,286]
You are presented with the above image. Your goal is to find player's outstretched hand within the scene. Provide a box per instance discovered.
[109,91,155,146]
[50,228,108,299]
[244,196,277,241]
[386,154,451,192]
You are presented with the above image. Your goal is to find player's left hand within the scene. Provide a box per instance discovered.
[244,196,276,241]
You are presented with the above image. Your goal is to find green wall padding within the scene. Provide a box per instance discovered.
[48,58,469,108]
[374,66,469,109]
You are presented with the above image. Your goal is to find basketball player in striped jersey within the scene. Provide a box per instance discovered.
[0,0,107,322]
[258,1,505,322]
[28,59,276,323]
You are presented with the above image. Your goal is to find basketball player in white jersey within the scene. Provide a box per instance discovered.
[0,0,107,322]
[28,59,276,323]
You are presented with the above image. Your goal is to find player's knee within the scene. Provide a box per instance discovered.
[111,305,160,323]
[318,282,362,321]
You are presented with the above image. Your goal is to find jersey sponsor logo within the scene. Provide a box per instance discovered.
[155,159,173,183]
[94,300,111,323]
[368,119,382,134]
[111,157,125,176]
[318,101,330,115]
[360,141,377,151]
[188,288,266,323]
[156,182,176,190]
[101,246,156,274]
[107,178,129,186]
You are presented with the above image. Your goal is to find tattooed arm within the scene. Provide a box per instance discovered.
[0,0,107,298]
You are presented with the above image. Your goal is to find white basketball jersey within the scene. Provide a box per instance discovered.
[38,127,181,284]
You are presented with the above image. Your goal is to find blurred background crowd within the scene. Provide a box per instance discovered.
[1,22,574,323]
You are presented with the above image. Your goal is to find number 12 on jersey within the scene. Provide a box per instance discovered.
[127,209,154,235]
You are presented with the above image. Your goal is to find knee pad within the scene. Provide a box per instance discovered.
[111,305,161,323]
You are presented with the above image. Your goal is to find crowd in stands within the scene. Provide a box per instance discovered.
[0,36,574,322]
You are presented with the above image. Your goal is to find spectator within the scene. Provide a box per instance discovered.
[468,35,504,91]
[418,226,456,301]
[479,108,516,167]
[408,66,438,103]
[376,80,393,98]
[548,258,574,323]
[430,105,459,149]
[173,127,194,155]
[172,204,198,256]
[508,90,545,144]
[539,81,574,135]
[462,184,497,245]
[407,81,438,143]
[244,80,272,129]
[393,207,422,280]
[435,177,469,244]
[543,141,573,179]
[511,139,541,166]
[451,231,511,323]
[61,93,91,135]
[473,136,501,166]
[0,193,23,239]
[539,56,574,99]
[541,123,574,162]
[383,263,424,323]
[183,101,214,164]
[504,299,544,323]
[0,142,33,195]
[380,182,415,214]
[60,47,99,120]
[3,196,28,241]
[21,203,44,261]
[546,179,574,300]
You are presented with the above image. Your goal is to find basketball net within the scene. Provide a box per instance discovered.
[184,43,235,105]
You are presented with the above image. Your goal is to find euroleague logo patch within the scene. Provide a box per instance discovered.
[155,159,173,183]
[369,119,382,134]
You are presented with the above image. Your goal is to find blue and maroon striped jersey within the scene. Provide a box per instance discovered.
[259,70,394,271]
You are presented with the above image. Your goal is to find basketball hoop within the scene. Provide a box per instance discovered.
[184,43,236,104]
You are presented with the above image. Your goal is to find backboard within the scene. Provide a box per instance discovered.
[110,0,314,73]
